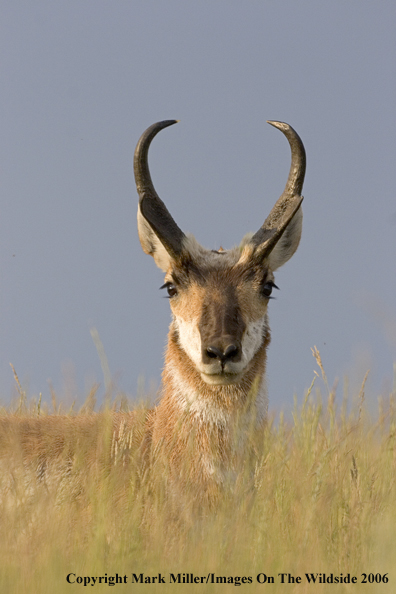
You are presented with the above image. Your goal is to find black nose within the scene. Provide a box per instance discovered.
[204,343,240,364]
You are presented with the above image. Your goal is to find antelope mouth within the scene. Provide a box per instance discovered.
[200,371,243,386]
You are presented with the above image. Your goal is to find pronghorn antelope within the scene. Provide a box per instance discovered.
[0,120,305,509]
[135,119,306,500]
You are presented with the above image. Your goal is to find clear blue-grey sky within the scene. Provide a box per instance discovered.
[1,1,395,411]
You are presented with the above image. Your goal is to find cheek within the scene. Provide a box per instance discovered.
[174,316,202,367]
[241,315,268,362]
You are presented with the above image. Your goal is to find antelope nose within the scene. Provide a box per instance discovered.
[205,343,240,364]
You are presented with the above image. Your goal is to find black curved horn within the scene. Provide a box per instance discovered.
[251,121,306,255]
[134,120,185,260]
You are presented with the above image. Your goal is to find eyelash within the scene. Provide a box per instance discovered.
[160,282,178,298]
[262,281,279,298]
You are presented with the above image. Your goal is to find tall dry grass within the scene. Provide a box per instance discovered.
[0,357,395,593]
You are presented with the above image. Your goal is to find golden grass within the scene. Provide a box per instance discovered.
[0,363,395,593]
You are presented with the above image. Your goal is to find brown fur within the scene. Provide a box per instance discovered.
[0,412,146,490]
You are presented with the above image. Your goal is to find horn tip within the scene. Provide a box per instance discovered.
[267,120,287,130]
[162,119,179,127]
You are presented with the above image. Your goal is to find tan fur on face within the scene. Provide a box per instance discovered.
[166,250,273,380]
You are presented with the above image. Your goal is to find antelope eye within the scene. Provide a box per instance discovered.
[160,282,178,298]
[262,281,278,298]
[167,284,177,297]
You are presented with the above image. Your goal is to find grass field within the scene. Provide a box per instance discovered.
[0,356,395,593]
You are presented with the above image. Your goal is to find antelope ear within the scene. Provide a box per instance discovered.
[137,204,173,272]
[267,204,302,271]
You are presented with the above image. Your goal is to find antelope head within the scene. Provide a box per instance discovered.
[134,120,306,401]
